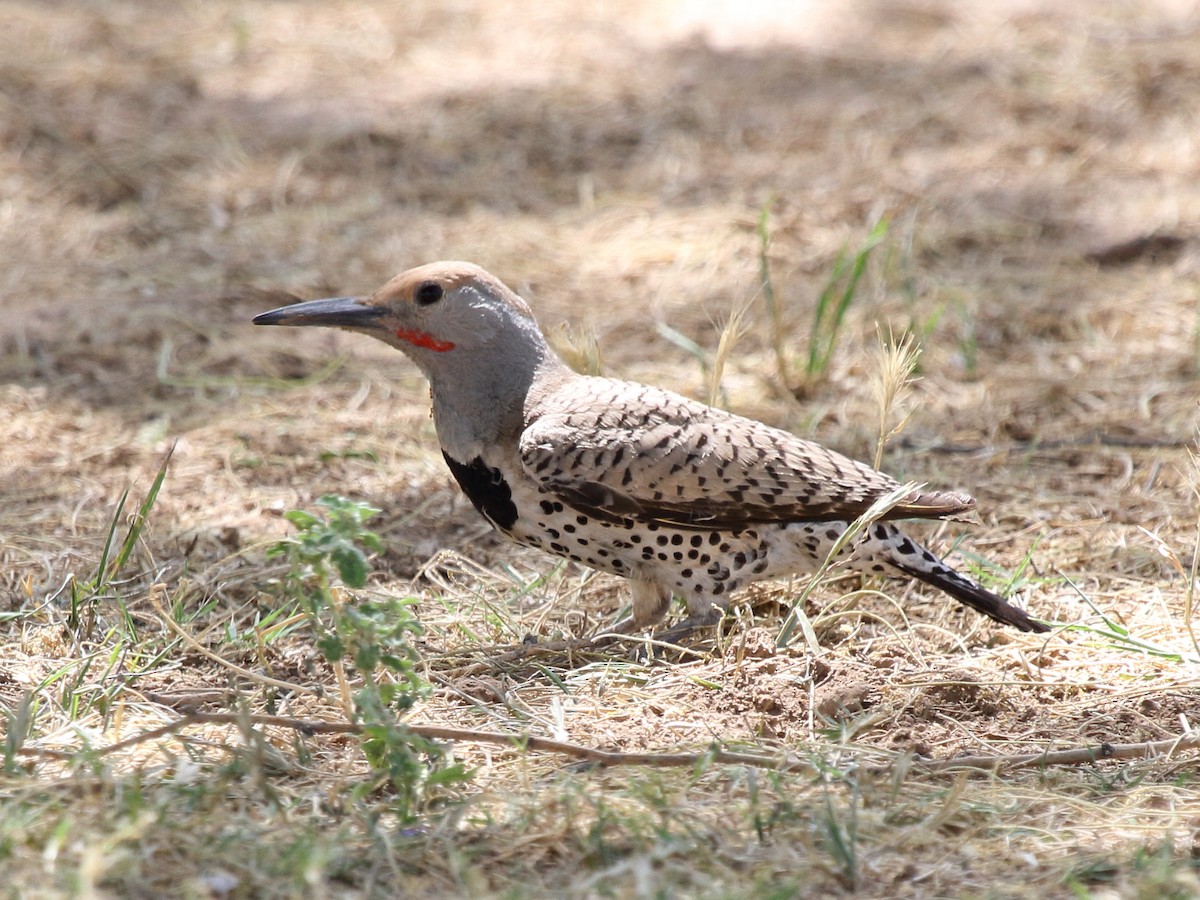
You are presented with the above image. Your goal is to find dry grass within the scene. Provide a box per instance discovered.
[3,0,1200,896]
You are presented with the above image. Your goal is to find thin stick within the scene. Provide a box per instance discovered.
[18,711,1198,777]
[16,711,813,771]
[913,731,1200,772]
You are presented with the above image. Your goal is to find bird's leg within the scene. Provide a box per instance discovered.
[586,581,718,658]
[630,589,723,655]
[630,579,673,629]
[580,580,671,648]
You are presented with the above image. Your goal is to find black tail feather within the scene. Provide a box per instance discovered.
[896,562,1050,633]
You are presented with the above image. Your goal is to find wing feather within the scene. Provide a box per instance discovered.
[519,379,975,530]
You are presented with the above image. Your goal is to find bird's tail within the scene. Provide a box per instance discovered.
[892,558,1049,633]
[854,522,1049,633]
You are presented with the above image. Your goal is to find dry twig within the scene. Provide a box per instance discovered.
[913,731,1200,772]
[18,712,1200,778]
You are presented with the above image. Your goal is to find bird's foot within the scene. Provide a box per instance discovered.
[631,610,723,662]
[577,610,723,660]
[653,614,717,647]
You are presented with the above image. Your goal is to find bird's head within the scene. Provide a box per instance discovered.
[253,261,542,363]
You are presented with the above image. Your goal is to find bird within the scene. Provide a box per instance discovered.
[254,262,1048,640]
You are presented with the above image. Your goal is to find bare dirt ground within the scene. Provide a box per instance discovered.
[2,0,1200,896]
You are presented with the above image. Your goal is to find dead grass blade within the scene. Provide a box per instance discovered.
[776,481,923,651]
[870,325,921,470]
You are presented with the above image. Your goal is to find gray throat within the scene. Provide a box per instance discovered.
[429,344,572,463]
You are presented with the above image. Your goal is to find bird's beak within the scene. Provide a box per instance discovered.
[253,296,388,329]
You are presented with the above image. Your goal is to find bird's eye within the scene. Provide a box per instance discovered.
[415,281,444,306]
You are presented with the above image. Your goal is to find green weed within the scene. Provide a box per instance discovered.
[757,199,790,393]
[757,205,890,398]
[67,443,174,644]
[266,495,470,821]
[803,217,890,392]
[820,778,861,887]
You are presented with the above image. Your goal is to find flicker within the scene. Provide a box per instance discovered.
[254,262,1048,638]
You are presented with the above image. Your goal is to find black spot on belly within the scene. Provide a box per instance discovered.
[442,453,518,530]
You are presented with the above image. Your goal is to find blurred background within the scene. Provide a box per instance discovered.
[3,0,1196,562]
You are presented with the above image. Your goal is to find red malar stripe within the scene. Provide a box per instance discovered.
[395,327,456,352]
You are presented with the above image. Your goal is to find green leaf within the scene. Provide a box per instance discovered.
[354,643,381,673]
[330,544,369,588]
[283,510,319,528]
[426,764,472,787]
[316,633,344,662]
